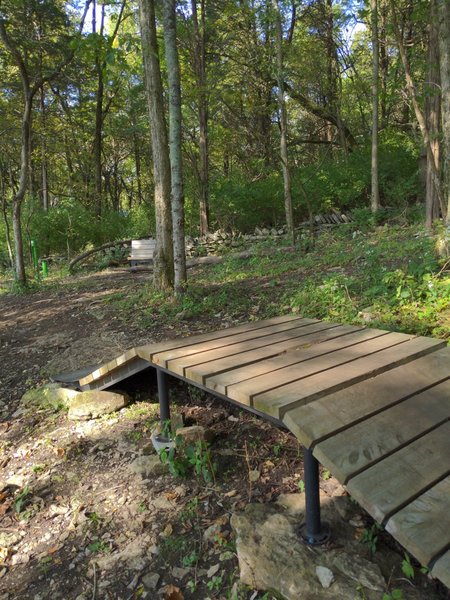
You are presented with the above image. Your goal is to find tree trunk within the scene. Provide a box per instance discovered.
[371,0,380,213]
[437,0,450,223]
[390,0,444,217]
[93,1,105,217]
[139,0,174,290]
[379,0,389,129]
[274,0,295,244]
[426,0,441,229]
[191,0,210,235]
[163,0,187,296]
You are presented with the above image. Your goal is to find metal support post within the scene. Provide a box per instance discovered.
[157,368,171,432]
[298,447,330,545]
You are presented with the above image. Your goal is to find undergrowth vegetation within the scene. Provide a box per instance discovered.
[98,219,450,341]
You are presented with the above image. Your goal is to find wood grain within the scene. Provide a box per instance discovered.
[227,330,405,406]
[254,336,445,418]
[431,550,450,588]
[184,322,353,385]
[136,315,307,362]
[346,422,450,523]
[385,477,450,566]
[204,325,369,393]
[312,380,450,482]
[153,318,319,368]
[283,347,450,448]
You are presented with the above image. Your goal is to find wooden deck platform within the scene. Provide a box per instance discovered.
[79,315,450,587]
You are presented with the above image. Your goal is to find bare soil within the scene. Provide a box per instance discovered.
[0,270,447,600]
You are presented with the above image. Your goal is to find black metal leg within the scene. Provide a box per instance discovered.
[299,447,330,545]
[157,368,171,431]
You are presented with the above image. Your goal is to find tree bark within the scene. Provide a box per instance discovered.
[426,0,441,228]
[139,0,174,290]
[0,2,90,285]
[274,0,295,244]
[371,0,380,213]
[163,0,187,296]
[437,0,450,223]
[390,0,444,218]
[191,0,210,235]
[93,0,105,217]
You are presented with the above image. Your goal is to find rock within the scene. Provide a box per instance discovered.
[203,522,222,544]
[68,390,129,420]
[0,532,20,548]
[142,572,160,590]
[172,566,190,579]
[231,503,382,600]
[175,425,213,445]
[21,383,79,410]
[328,550,385,592]
[333,496,358,521]
[316,566,335,588]
[129,455,169,479]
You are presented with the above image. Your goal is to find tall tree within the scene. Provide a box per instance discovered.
[163,0,186,295]
[274,0,295,243]
[426,0,440,228]
[191,0,210,235]
[0,0,90,284]
[370,0,380,213]
[437,0,450,224]
[390,0,444,219]
[139,0,174,290]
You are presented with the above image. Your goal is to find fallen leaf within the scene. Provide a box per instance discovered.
[224,489,237,497]
[162,523,173,537]
[164,584,184,600]
[47,544,61,554]
[0,547,9,564]
[0,501,11,517]
[207,563,220,578]
[53,447,65,457]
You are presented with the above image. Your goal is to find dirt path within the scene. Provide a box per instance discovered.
[0,271,447,600]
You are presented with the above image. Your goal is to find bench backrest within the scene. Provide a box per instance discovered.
[130,239,156,260]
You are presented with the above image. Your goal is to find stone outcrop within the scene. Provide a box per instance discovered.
[231,502,386,600]
[67,390,129,420]
[21,383,80,410]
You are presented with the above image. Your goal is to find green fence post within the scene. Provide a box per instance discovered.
[41,259,48,279]
[30,240,39,280]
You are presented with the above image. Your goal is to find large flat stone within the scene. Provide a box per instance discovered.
[21,383,80,410]
[68,390,129,420]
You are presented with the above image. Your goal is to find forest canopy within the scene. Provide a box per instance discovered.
[1,0,449,289]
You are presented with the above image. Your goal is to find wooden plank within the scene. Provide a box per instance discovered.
[79,348,139,386]
[385,477,450,567]
[254,336,445,418]
[164,321,326,377]
[152,318,318,368]
[136,315,307,362]
[312,380,450,482]
[283,348,450,448]
[431,550,450,588]
[346,422,450,523]
[192,324,362,387]
[205,325,372,394]
[225,330,402,405]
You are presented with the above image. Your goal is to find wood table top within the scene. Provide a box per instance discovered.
[79,315,450,585]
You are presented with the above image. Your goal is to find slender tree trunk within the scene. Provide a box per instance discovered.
[191,0,210,235]
[390,0,444,217]
[379,0,389,129]
[93,1,105,217]
[437,0,450,223]
[274,0,295,244]
[163,0,187,296]
[371,0,380,213]
[40,86,49,211]
[426,0,441,229]
[139,0,174,290]
[0,170,14,266]
[133,133,143,205]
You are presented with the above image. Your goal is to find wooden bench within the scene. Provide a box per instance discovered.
[78,316,450,588]
[128,239,156,267]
